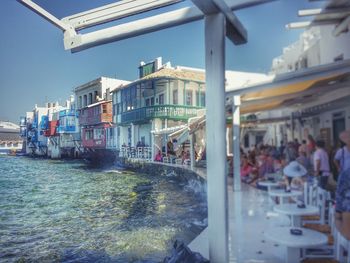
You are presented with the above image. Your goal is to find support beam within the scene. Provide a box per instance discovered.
[286,19,340,30]
[62,0,183,30]
[17,0,74,32]
[190,133,195,170]
[18,0,273,52]
[205,13,228,263]
[191,0,247,44]
[233,95,241,191]
[334,15,350,36]
[298,7,350,17]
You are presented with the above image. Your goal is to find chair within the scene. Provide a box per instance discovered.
[336,230,350,263]
[302,197,336,259]
[302,186,328,225]
[163,157,169,163]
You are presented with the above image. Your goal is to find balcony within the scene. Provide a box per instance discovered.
[59,109,77,117]
[57,125,76,133]
[120,105,202,124]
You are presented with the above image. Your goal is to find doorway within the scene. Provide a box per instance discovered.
[332,111,345,147]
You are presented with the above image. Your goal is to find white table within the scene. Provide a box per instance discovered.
[274,204,319,227]
[258,180,280,192]
[269,189,302,204]
[264,226,328,263]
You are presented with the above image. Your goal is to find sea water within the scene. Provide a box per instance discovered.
[0,156,207,262]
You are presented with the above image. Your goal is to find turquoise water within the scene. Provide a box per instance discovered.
[0,156,207,262]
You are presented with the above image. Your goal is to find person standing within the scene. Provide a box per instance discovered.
[334,129,350,174]
[335,167,350,240]
[307,134,316,158]
[313,139,330,189]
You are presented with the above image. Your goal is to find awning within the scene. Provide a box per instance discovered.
[227,60,350,114]
[151,124,187,135]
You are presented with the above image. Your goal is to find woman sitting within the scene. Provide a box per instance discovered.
[154,150,163,162]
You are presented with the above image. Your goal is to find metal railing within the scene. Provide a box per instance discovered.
[120,105,202,124]
[119,146,152,160]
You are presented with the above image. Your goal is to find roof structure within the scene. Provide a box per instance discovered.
[140,67,205,83]
[287,0,350,36]
[227,59,350,114]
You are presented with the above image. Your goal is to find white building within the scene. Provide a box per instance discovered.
[75,77,130,110]
[242,25,350,148]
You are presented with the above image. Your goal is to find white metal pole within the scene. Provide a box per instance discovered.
[233,95,241,191]
[151,121,155,160]
[205,13,229,263]
[190,133,195,170]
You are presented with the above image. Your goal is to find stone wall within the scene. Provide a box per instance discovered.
[123,159,207,198]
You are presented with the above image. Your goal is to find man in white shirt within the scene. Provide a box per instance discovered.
[334,129,350,174]
[313,139,330,189]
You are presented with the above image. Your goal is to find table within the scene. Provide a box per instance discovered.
[264,226,328,263]
[258,180,280,192]
[274,204,319,227]
[268,189,302,204]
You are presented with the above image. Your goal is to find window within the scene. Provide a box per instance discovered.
[89,93,93,104]
[150,97,155,106]
[173,89,178,105]
[93,128,104,139]
[85,129,93,140]
[109,128,114,138]
[300,57,308,69]
[94,91,99,101]
[102,104,107,114]
[145,98,150,106]
[334,54,344,62]
[83,95,87,107]
[79,96,82,108]
[196,91,205,107]
[200,92,205,107]
[186,90,193,106]
[244,134,249,148]
[159,94,164,105]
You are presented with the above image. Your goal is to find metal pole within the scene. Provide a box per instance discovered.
[233,95,241,191]
[205,13,228,263]
[190,133,195,170]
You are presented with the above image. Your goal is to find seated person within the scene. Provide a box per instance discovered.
[154,150,163,162]
[240,155,253,183]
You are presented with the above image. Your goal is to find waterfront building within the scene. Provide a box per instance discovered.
[57,96,81,158]
[75,77,130,162]
[22,103,62,156]
[0,121,23,154]
[75,76,130,110]
[111,57,206,160]
[240,25,350,149]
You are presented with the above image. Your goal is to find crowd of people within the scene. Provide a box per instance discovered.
[239,131,350,193]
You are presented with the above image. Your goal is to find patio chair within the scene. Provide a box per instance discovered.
[302,186,328,226]
[163,157,169,163]
[336,229,350,263]
[302,200,336,259]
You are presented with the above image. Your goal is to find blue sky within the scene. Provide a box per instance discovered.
[0,0,323,123]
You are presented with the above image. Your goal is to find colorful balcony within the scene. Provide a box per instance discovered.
[59,109,77,117]
[40,116,49,130]
[57,125,76,133]
[120,105,202,124]
[43,121,59,137]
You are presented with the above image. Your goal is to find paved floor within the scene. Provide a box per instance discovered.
[189,182,291,262]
